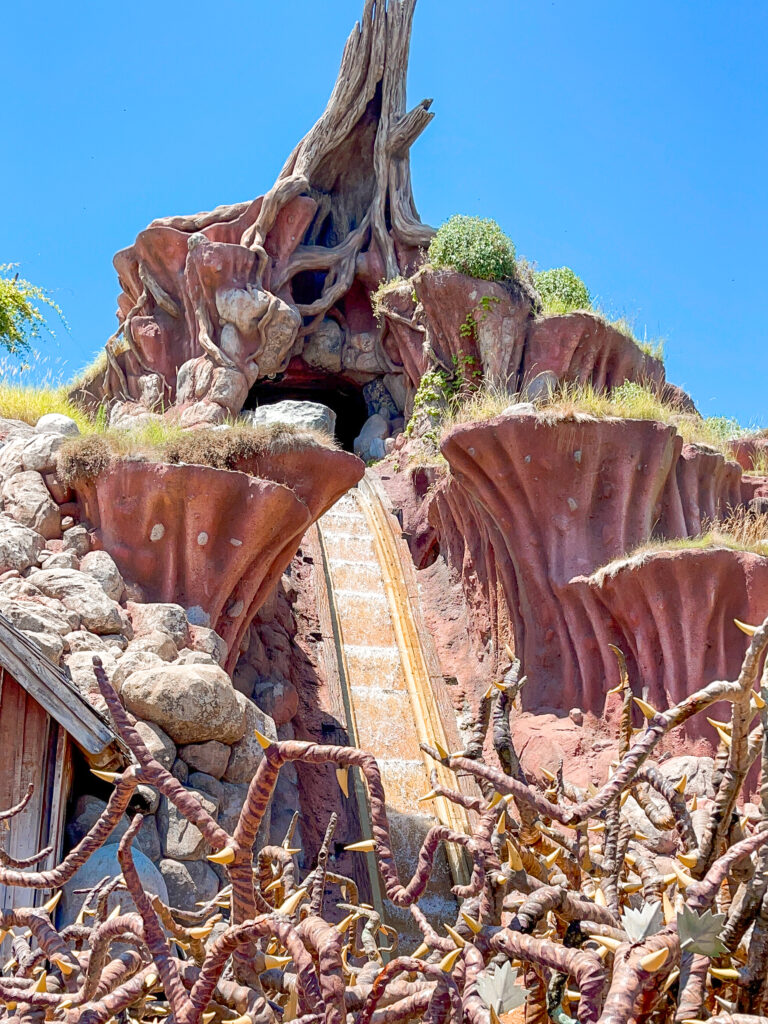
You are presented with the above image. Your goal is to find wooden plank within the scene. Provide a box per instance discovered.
[304,525,349,732]
[0,614,118,756]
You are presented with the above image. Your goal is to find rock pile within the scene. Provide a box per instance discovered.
[0,413,279,909]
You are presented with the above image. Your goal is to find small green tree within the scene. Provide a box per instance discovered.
[534,266,591,315]
[0,265,65,355]
[428,215,516,281]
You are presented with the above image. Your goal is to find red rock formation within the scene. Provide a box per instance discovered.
[440,409,746,716]
[575,547,768,739]
[523,313,664,393]
[73,451,363,671]
[728,435,768,472]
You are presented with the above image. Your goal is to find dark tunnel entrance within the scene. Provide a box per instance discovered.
[243,377,370,453]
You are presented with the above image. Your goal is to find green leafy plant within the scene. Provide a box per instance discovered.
[535,266,591,315]
[677,905,728,957]
[460,295,501,340]
[0,264,66,355]
[428,215,516,281]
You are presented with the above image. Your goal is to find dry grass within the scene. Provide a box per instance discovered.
[442,379,747,456]
[57,421,338,482]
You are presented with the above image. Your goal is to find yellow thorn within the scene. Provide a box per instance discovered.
[662,891,675,924]
[418,789,439,804]
[335,767,350,799]
[706,717,732,733]
[90,769,120,783]
[634,831,650,842]
[188,923,215,940]
[674,774,688,794]
[482,684,495,700]
[495,810,507,835]
[202,1015,216,1024]
[207,846,236,865]
[672,863,694,889]
[606,680,625,695]
[144,972,159,990]
[43,890,62,914]
[50,954,76,976]
[5,1003,16,1012]
[412,942,430,959]
[677,850,698,868]
[3,958,17,972]
[713,725,732,748]
[264,954,292,969]
[590,934,622,952]
[284,848,301,856]
[277,886,308,916]
[75,904,88,925]
[661,872,678,887]
[439,947,463,973]
[34,972,48,993]
[444,924,466,948]
[336,912,359,933]
[543,847,561,867]
[680,1019,707,1024]
[175,938,191,951]
[541,767,557,782]
[624,851,637,867]
[594,887,607,907]
[640,948,669,972]
[622,880,643,894]
[265,878,283,894]
[345,839,376,853]
[106,903,121,921]
[506,840,523,872]
[734,618,759,636]
[620,790,631,807]
[633,697,658,720]
[489,791,503,808]
[489,1007,501,1024]
[461,911,483,935]
[753,691,767,709]
[588,822,606,833]
[254,729,273,750]
[661,968,680,995]
[709,966,741,981]
[434,741,449,760]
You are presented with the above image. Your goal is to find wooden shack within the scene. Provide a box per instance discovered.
[0,615,124,911]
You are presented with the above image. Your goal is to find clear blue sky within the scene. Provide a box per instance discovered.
[2,1,766,423]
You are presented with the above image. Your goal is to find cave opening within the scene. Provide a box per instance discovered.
[243,375,370,453]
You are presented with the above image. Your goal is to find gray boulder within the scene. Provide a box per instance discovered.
[158,786,219,860]
[35,413,80,437]
[134,720,177,770]
[353,413,389,462]
[79,550,125,602]
[0,515,45,572]
[121,663,246,745]
[32,568,123,634]
[127,602,189,647]
[223,692,277,784]
[112,650,164,691]
[178,740,231,779]
[123,629,178,662]
[187,625,228,667]
[61,524,91,556]
[2,470,61,539]
[21,433,66,474]
[241,399,336,436]
[159,859,219,911]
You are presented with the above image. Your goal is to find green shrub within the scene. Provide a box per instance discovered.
[0,265,66,355]
[428,216,516,281]
[534,266,591,315]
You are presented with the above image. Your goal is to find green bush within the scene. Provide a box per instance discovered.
[0,265,65,355]
[428,216,516,282]
[535,266,591,315]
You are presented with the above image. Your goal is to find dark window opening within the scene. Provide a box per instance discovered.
[243,377,370,453]
[291,270,328,307]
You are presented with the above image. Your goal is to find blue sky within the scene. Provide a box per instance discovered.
[2,0,766,423]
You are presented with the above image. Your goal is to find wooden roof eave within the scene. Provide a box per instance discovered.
[0,614,129,767]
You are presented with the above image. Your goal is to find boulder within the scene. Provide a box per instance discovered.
[158,786,219,860]
[159,859,219,911]
[223,692,277,784]
[24,630,65,665]
[65,649,119,698]
[2,471,61,539]
[61,843,167,926]
[127,602,189,647]
[187,625,228,667]
[302,319,343,374]
[31,568,123,634]
[64,630,112,653]
[241,400,336,436]
[252,678,299,727]
[61,524,92,557]
[121,663,246,745]
[123,629,178,662]
[134,720,177,770]
[178,740,231,779]
[353,414,389,462]
[0,515,44,572]
[21,433,66,474]
[42,551,79,570]
[659,755,716,799]
[175,650,217,667]
[0,595,78,637]
[79,550,125,601]
[112,650,164,690]
[35,413,80,437]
